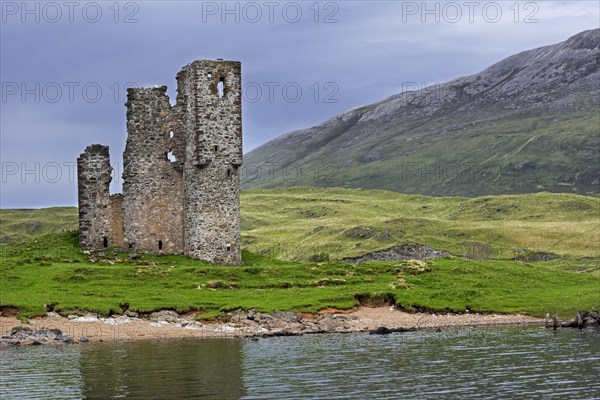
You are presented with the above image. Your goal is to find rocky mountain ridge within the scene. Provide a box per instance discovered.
[244,29,599,196]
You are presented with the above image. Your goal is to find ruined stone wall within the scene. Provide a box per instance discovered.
[122,87,185,253]
[108,194,125,248]
[77,145,113,250]
[78,60,242,265]
[177,60,242,265]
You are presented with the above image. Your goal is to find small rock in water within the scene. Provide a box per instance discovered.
[370,327,392,335]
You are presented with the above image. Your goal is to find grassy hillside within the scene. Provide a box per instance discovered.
[0,188,598,319]
[0,231,597,319]
[242,188,599,261]
[0,207,78,244]
[1,188,599,261]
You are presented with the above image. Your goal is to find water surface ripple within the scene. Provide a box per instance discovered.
[1,326,598,399]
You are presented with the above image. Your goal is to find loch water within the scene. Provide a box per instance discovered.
[1,325,598,399]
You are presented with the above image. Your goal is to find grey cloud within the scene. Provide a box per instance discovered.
[1,0,598,207]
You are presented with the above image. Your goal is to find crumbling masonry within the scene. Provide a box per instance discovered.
[77,60,242,265]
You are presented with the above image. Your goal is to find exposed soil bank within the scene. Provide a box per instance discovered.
[0,308,543,346]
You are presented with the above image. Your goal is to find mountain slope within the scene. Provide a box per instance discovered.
[243,29,600,196]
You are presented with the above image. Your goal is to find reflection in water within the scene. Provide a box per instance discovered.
[80,339,245,399]
[1,326,598,399]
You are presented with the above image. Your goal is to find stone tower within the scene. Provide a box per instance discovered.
[178,60,242,264]
[77,144,112,250]
[77,59,242,265]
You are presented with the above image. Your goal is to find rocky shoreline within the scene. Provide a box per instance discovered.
[0,307,551,347]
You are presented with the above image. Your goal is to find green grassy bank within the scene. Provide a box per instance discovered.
[0,231,597,320]
[0,188,598,320]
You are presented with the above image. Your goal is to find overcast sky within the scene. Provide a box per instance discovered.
[1,0,598,208]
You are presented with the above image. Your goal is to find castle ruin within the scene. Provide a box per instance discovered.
[77,59,242,265]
